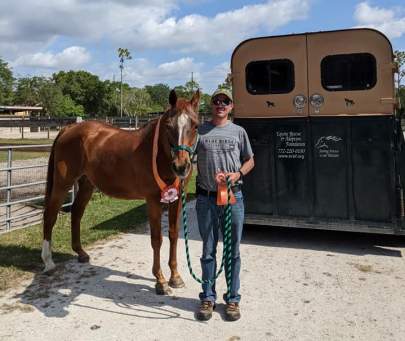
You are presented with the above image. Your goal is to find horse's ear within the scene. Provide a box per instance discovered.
[191,89,200,111]
[169,90,177,107]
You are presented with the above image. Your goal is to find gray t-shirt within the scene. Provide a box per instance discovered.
[196,120,254,191]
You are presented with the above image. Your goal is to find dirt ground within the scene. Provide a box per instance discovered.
[0,157,51,232]
[1,201,405,341]
[0,127,59,140]
[0,204,42,232]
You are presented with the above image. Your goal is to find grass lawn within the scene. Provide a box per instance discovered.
[0,138,54,145]
[0,138,53,162]
[0,151,50,163]
[0,172,196,291]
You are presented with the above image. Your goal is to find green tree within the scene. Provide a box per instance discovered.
[14,76,47,106]
[145,83,170,111]
[395,50,405,86]
[122,87,152,116]
[185,79,200,97]
[173,85,188,98]
[218,73,232,90]
[39,81,84,117]
[174,80,211,113]
[53,70,107,117]
[199,93,212,114]
[102,79,121,116]
[55,95,85,117]
[0,58,14,105]
[173,79,201,100]
[395,50,405,114]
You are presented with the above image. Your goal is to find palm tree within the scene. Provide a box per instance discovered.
[118,48,132,117]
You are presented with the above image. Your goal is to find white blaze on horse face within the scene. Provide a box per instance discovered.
[177,112,191,147]
[41,240,56,273]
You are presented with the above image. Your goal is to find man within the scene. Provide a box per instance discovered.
[195,87,254,321]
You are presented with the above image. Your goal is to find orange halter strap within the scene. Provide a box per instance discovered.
[152,116,180,200]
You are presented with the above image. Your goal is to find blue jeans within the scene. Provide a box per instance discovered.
[196,191,244,304]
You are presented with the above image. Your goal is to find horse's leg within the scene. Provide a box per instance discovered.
[168,200,185,288]
[71,176,94,263]
[42,183,71,273]
[146,197,171,295]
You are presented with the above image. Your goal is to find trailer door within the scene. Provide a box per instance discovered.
[306,29,396,222]
[306,29,394,117]
[232,35,310,216]
[232,34,309,118]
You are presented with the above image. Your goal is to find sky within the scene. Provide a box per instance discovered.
[0,0,404,93]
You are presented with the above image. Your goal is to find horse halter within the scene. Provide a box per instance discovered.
[152,116,180,203]
[152,115,197,203]
[170,136,199,156]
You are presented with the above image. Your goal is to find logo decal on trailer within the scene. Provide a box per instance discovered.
[315,136,343,158]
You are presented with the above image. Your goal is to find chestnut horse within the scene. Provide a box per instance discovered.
[41,90,200,295]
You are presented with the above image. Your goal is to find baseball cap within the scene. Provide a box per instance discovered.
[211,88,233,102]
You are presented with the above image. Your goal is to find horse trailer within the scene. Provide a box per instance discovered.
[232,28,405,234]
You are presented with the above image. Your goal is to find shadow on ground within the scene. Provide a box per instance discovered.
[15,263,199,321]
[242,224,405,258]
[92,203,148,233]
[92,202,405,258]
[0,244,73,273]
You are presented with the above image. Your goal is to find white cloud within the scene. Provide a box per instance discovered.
[121,0,310,53]
[354,2,405,39]
[13,46,91,70]
[0,0,311,91]
[0,0,310,58]
[92,57,226,93]
[199,62,230,92]
[0,0,174,59]
[120,57,203,86]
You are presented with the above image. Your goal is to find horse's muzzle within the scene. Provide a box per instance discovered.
[172,161,191,179]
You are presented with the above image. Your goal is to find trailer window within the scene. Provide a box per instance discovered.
[321,53,377,91]
[246,59,294,95]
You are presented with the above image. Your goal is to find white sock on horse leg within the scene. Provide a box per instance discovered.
[41,240,56,272]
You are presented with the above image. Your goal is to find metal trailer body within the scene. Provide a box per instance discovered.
[231,28,405,234]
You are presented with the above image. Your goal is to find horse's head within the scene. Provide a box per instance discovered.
[163,89,200,179]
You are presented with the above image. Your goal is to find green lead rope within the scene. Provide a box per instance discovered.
[181,178,233,301]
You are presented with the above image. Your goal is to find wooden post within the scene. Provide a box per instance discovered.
[6,148,12,231]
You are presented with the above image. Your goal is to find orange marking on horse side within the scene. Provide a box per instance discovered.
[57,161,67,178]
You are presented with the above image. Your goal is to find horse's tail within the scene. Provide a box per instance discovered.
[45,128,65,205]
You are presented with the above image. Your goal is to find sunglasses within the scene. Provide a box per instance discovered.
[212,98,232,106]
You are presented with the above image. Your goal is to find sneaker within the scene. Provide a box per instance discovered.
[196,301,215,321]
[225,302,241,321]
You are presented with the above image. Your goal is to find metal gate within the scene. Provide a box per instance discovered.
[0,144,74,234]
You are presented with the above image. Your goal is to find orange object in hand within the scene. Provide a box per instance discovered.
[216,181,236,206]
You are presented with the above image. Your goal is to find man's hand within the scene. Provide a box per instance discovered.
[215,172,226,185]
[225,172,241,185]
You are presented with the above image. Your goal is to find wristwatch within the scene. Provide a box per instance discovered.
[238,170,244,179]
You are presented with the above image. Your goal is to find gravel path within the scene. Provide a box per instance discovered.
[1,201,405,341]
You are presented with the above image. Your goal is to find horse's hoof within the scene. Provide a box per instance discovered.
[155,282,172,295]
[168,276,185,288]
[43,262,56,275]
[78,253,90,263]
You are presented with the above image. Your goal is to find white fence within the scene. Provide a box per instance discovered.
[0,144,74,234]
